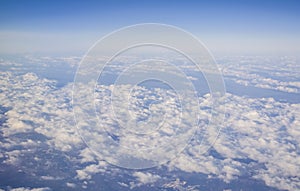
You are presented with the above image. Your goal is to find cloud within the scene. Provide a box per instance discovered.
[131,171,160,188]
[133,171,160,184]
[221,56,300,94]
[0,55,299,190]
[169,93,300,190]
[0,72,82,152]
[10,188,51,191]
[66,182,76,188]
[76,161,108,180]
[162,178,199,191]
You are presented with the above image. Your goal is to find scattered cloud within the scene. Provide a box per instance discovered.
[0,55,299,190]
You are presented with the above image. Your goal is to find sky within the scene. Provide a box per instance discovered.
[0,0,300,56]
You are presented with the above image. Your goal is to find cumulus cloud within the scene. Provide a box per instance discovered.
[168,93,300,190]
[221,56,300,93]
[76,161,107,180]
[0,55,299,191]
[131,171,160,188]
[163,178,199,191]
[0,72,82,152]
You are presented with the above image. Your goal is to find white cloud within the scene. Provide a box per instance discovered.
[162,178,199,191]
[10,188,51,191]
[0,55,300,190]
[167,92,300,190]
[131,171,160,188]
[66,182,76,188]
[221,56,300,93]
[76,161,107,180]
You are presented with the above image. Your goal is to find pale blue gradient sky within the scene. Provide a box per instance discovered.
[0,0,299,56]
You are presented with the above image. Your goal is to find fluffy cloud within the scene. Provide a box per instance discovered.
[0,55,299,191]
[76,161,107,180]
[130,171,160,188]
[169,93,300,190]
[133,171,160,184]
[0,72,82,152]
[221,56,300,93]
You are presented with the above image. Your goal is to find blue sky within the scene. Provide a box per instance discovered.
[0,0,299,55]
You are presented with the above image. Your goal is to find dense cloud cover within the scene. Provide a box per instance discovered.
[0,56,299,190]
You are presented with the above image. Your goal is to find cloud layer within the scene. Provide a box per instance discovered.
[0,55,299,190]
